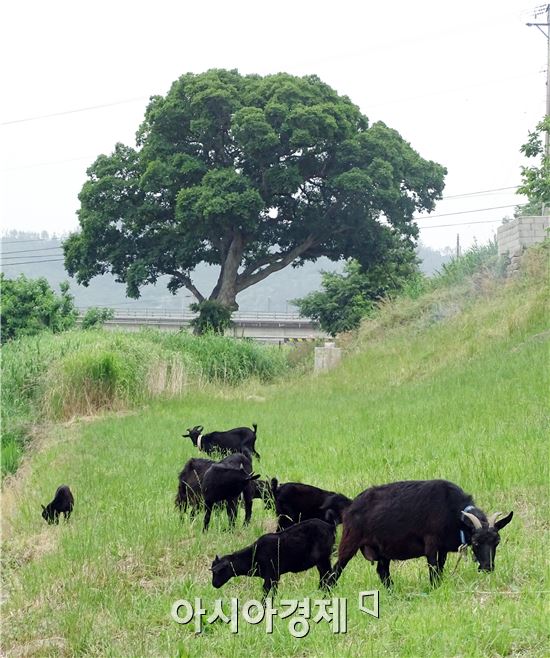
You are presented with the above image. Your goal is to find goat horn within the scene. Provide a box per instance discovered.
[488,512,503,528]
[462,511,482,529]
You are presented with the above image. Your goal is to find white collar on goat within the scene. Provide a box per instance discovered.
[197,434,203,451]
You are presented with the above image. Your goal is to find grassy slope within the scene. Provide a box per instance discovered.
[1,251,548,657]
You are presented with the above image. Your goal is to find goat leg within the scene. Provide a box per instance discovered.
[203,505,213,532]
[317,558,333,590]
[242,485,253,525]
[376,558,393,588]
[226,499,238,528]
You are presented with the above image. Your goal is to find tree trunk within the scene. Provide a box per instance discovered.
[210,233,244,311]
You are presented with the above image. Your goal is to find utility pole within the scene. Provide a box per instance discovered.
[527,5,550,214]
[456,233,461,259]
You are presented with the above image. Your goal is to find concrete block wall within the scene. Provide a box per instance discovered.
[497,216,549,256]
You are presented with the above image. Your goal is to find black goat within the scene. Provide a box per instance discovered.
[330,479,513,588]
[41,485,74,524]
[211,519,336,597]
[201,453,259,531]
[183,424,260,459]
[175,457,214,516]
[271,479,351,530]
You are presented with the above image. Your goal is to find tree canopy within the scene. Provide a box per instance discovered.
[64,69,446,311]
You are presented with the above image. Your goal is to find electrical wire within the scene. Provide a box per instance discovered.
[1,258,66,266]
[414,203,522,220]
[0,246,63,255]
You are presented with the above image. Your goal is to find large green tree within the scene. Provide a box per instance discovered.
[64,69,446,311]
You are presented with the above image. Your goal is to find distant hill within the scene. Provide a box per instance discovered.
[1,231,452,312]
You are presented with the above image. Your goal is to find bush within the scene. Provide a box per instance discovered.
[0,274,77,343]
[81,307,115,329]
[189,300,233,335]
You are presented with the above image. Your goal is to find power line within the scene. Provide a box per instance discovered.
[414,203,522,220]
[0,238,62,244]
[0,246,63,255]
[1,258,66,266]
[0,96,149,126]
[441,186,518,199]
[419,218,503,229]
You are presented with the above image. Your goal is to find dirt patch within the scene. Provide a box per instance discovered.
[4,636,69,658]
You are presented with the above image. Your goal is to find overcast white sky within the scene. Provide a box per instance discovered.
[0,0,546,250]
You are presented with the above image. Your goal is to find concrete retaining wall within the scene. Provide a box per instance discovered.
[497,216,549,256]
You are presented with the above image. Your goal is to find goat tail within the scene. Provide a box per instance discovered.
[247,472,261,482]
[270,478,279,497]
[252,423,258,435]
[337,522,362,562]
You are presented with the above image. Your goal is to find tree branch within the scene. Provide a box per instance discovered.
[236,235,317,293]
[167,269,205,302]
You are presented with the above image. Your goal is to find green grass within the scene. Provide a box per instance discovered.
[1,245,548,657]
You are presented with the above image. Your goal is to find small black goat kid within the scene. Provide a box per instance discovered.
[41,485,74,524]
[211,519,336,597]
[330,479,513,588]
[201,453,259,531]
[271,480,351,530]
[183,424,260,459]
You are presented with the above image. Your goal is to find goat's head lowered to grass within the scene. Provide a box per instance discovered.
[461,510,514,571]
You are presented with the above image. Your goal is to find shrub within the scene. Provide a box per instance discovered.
[0,274,77,343]
[81,307,115,329]
[189,300,233,335]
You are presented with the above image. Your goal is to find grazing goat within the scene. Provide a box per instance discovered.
[329,479,513,588]
[201,453,259,531]
[175,457,214,516]
[211,519,336,597]
[271,479,351,530]
[182,424,260,459]
[41,485,74,524]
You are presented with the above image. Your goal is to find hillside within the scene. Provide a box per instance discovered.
[1,243,548,657]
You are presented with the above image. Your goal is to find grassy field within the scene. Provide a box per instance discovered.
[1,246,548,657]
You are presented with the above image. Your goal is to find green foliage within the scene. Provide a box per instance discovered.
[517,116,550,213]
[65,69,446,311]
[0,274,77,343]
[80,306,115,329]
[294,238,419,335]
[189,300,233,335]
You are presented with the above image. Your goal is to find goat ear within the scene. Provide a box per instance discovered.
[495,511,513,531]
[41,504,46,511]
